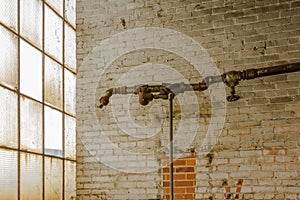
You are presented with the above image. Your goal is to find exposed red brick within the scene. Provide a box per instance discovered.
[175,180,195,187]
[162,153,196,200]
[186,187,195,193]
[163,168,169,173]
[174,174,186,179]
[173,159,186,165]
[163,181,170,187]
[174,188,186,193]
[175,193,195,199]
[187,173,196,180]
[186,159,196,165]
[175,167,194,173]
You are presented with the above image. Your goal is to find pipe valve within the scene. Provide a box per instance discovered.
[138,86,153,106]
[222,71,242,102]
[98,61,300,107]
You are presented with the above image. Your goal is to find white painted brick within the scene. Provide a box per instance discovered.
[77,0,300,199]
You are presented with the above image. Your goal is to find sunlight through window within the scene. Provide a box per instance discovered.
[0,0,76,199]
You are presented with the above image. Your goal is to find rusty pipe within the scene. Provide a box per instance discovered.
[222,62,300,101]
[138,86,153,106]
[168,93,174,200]
[244,62,300,79]
[99,62,300,107]
[224,62,300,82]
[99,88,113,108]
[99,79,216,108]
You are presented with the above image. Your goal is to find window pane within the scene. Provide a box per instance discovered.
[65,24,76,72]
[20,0,43,47]
[0,0,17,30]
[45,106,62,157]
[45,6,63,62]
[46,0,63,15]
[65,161,76,200]
[45,56,63,109]
[0,149,18,200]
[65,115,76,159]
[20,40,42,101]
[65,0,76,26]
[0,26,18,89]
[0,88,18,148]
[20,153,43,200]
[45,157,63,200]
[65,69,76,115]
[20,96,43,153]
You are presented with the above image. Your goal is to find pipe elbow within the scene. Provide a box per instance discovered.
[99,88,113,108]
[222,71,242,88]
[138,86,153,106]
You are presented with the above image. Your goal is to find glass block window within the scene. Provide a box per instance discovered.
[0,0,76,199]
[0,149,18,200]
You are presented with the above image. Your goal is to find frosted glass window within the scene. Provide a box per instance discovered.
[0,26,18,89]
[65,69,76,115]
[0,88,18,148]
[46,0,63,15]
[65,24,76,72]
[0,0,17,30]
[20,40,42,101]
[45,157,63,200]
[65,161,76,200]
[0,149,18,200]
[45,106,63,157]
[45,56,63,109]
[0,1,77,199]
[20,0,43,47]
[20,153,43,200]
[45,6,63,62]
[65,115,76,159]
[65,0,76,26]
[20,97,43,153]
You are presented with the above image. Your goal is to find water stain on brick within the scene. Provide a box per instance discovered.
[194,4,206,10]
[270,96,293,103]
[120,18,126,29]
[222,179,243,199]
[157,9,163,17]
[206,153,213,167]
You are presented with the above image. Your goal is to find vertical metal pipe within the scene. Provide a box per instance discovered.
[168,93,174,200]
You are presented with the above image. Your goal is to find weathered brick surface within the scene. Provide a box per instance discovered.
[77,0,300,199]
[162,153,196,200]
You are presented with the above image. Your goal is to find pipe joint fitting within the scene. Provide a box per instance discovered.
[138,86,153,106]
[99,88,113,108]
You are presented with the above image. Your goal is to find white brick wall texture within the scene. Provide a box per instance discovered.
[77,0,300,199]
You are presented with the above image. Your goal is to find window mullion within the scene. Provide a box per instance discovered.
[42,0,45,199]
[17,0,21,199]
[62,0,66,198]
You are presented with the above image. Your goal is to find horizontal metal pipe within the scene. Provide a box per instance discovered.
[256,62,300,78]
[99,62,300,107]
[241,62,300,80]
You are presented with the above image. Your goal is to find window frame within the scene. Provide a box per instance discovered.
[0,0,76,199]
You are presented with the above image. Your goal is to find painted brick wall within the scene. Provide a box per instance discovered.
[76,0,300,199]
